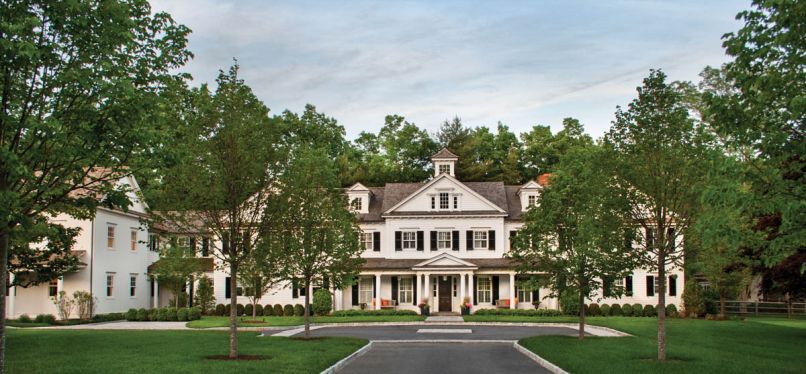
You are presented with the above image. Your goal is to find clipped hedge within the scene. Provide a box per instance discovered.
[331,309,419,317]
[643,304,656,317]
[148,308,158,321]
[137,308,148,321]
[472,308,563,317]
[600,304,611,316]
[610,304,623,316]
[34,314,56,324]
[293,304,305,316]
[632,303,643,316]
[189,307,202,321]
[254,304,263,317]
[665,304,678,318]
[622,303,634,316]
[126,308,138,321]
[236,304,244,317]
[283,304,294,316]
[263,304,274,316]
[177,308,189,321]
[166,308,178,321]
[215,304,225,316]
[588,303,601,316]
[91,312,125,322]
[244,304,254,317]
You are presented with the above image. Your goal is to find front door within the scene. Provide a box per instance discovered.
[438,277,452,312]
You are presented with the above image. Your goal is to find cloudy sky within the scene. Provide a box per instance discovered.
[152,0,747,139]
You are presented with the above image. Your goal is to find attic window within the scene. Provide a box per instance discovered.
[528,195,537,207]
[439,193,449,209]
[350,197,362,211]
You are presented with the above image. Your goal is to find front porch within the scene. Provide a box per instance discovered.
[336,254,553,314]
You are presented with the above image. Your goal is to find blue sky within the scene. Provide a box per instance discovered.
[152,0,747,139]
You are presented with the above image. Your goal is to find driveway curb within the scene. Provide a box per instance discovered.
[514,341,569,374]
[320,341,373,374]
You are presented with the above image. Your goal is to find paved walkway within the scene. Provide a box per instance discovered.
[32,321,191,330]
[278,324,582,340]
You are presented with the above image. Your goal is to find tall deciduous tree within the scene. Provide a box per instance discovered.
[521,118,593,177]
[264,147,363,338]
[238,242,278,319]
[707,0,805,269]
[605,70,709,361]
[508,144,635,339]
[0,0,189,370]
[151,241,204,308]
[164,64,279,358]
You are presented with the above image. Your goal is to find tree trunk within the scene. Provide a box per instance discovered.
[0,229,9,374]
[252,300,257,319]
[228,262,238,358]
[578,290,585,340]
[304,276,311,338]
[657,251,667,362]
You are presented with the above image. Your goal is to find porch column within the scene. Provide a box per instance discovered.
[375,274,382,310]
[153,278,159,308]
[334,289,342,311]
[459,272,466,302]
[509,272,516,309]
[467,273,474,306]
[8,273,15,318]
[423,274,430,305]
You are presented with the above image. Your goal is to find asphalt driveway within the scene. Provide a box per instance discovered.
[338,342,551,374]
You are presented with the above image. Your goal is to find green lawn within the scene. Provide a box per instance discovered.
[187,315,426,328]
[464,315,583,323]
[6,329,366,374]
[515,317,806,373]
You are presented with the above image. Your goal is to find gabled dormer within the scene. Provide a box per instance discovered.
[347,183,371,214]
[517,180,542,212]
[431,148,459,177]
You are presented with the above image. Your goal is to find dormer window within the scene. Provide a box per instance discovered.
[439,164,451,175]
[350,197,362,211]
[528,195,537,207]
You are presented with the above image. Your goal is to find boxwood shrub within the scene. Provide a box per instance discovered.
[254,304,263,317]
[632,303,643,316]
[177,308,189,321]
[274,304,284,316]
[224,304,231,316]
[283,304,294,316]
[621,303,633,316]
[34,314,56,324]
[665,304,678,318]
[236,304,244,316]
[610,304,623,316]
[643,304,656,317]
[263,304,274,316]
[293,304,305,316]
[148,308,158,321]
[137,308,148,321]
[157,308,168,321]
[331,309,419,317]
[600,304,610,316]
[588,303,601,316]
[18,315,32,323]
[215,304,225,316]
[244,304,254,317]
[189,307,202,321]
[126,308,138,321]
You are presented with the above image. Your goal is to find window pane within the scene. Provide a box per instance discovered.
[439,193,449,209]
[399,277,413,304]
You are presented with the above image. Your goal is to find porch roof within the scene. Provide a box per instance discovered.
[361,257,515,271]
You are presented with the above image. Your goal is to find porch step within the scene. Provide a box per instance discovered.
[425,316,464,323]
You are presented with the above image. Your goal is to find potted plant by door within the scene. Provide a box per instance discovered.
[418,298,430,316]
[460,297,472,315]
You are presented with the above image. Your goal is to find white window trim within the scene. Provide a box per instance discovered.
[129,274,137,298]
[517,284,532,303]
[477,276,492,303]
[398,277,413,304]
[106,272,115,299]
[402,231,417,250]
[439,192,450,210]
[474,230,488,249]
[363,232,373,251]
[358,277,373,305]
[438,164,451,175]
[130,229,138,252]
[106,224,116,250]
[437,231,452,250]
[351,197,362,212]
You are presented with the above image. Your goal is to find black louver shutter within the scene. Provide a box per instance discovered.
[452,231,459,251]
[625,276,633,295]
[391,276,398,302]
[430,231,437,251]
[417,231,424,251]
[292,279,298,299]
[473,276,478,305]
[225,277,231,299]
[395,231,402,251]
[488,230,495,250]
[532,289,539,303]
[413,276,418,305]
[492,276,500,302]
[466,231,474,250]
[352,281,359,306]
[669,276,677,296]
[646,276,655,296]
[373,232,381,252]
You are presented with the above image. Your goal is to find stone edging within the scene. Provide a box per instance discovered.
[319,341,373,374]
[513,341,569,374]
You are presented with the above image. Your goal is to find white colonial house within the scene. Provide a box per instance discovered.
[7,174,157,318]
[9,149,685,317]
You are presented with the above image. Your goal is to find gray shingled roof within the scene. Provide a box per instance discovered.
[431,148,459,159]
[505,185,525,220]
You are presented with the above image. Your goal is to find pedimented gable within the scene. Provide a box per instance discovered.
[413,253,478,269]
[120,175,148,214]
[384,174,505,214]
